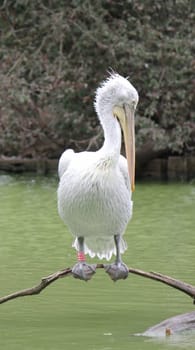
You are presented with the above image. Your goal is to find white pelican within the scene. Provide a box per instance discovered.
[57,73,139,281]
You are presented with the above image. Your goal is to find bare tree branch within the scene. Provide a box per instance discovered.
[1,264,195,305]
[128,268,195,302]
[0,267,72,304]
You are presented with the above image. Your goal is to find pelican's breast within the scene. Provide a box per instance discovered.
[57,152,132,237]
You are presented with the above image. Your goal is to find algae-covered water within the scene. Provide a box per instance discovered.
[0,174,195,349]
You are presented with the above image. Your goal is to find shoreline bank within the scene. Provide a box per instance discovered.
[0,156,194,181]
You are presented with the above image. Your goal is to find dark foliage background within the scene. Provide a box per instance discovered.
[0,0,194,160]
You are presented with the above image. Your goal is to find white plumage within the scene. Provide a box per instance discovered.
[57,73,138,265]
[58,149,132,260]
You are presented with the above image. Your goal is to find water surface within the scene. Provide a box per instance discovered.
[0,174,194,349]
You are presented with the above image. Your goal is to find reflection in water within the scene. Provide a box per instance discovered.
[0,174,14,186]
[0,175,194,350]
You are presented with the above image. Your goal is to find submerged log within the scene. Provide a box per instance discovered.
[142,311,195,337]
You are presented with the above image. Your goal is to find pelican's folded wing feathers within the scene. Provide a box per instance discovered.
[58,149,75,179]
[118,155,130,192]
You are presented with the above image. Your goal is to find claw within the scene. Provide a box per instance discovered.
[72,262,96,281]
[105,262,129,281]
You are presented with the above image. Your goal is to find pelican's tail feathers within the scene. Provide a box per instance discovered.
[72,236,127,261]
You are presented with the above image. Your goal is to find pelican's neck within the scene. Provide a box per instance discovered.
[100,111,122,161]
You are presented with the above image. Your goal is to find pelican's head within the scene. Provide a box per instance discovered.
[94,73,139,192]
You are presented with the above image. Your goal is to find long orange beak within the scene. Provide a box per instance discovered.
[122,104,135,192]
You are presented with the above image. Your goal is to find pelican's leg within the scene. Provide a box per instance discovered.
[105,234,129,281]
[72,237,96,281]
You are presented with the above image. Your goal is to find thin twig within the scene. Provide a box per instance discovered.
[6,54,24,76]
[1,264,195,305]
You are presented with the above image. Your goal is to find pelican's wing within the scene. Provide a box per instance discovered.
[119,154,130,191]
[58,149,75,179]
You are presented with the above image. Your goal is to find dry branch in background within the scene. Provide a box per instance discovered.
[1,265,195,305]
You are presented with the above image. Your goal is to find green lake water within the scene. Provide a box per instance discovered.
[0,174,195,350]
